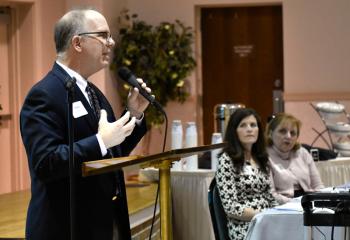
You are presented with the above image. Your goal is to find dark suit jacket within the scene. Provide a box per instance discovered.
[20,63,147,240]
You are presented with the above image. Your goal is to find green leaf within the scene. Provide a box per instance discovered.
[112,11,196,129]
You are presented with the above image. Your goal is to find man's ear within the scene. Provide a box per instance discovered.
[71,35,82,52]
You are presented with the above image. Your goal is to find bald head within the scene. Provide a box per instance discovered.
[54,8,104,56]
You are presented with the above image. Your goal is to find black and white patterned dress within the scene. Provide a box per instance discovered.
[215,153,277,240]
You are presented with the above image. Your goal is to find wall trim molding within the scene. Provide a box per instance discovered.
[284,92,350,102]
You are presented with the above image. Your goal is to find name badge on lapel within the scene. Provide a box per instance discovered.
[72,101,88,118]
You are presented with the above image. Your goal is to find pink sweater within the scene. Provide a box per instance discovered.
[268,146,324,204]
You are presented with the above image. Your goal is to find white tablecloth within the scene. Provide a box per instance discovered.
[246,209,304,240]
[315,157,350,187]
[246,202,347,240]
[170,170,215,240]
[140,168,215,240]
[139,157,350,240]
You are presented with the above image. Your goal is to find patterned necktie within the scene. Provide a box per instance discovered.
[85,82,101,120]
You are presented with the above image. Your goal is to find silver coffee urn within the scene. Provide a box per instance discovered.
[214,103,245,137]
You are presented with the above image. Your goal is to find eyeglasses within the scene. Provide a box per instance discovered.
[78,31,113,45]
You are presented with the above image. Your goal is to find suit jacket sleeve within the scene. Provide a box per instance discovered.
[20,86,103,182]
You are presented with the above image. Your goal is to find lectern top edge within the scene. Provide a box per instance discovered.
[82,142,227,177]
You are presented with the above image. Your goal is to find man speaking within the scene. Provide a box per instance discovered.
[20,7,152,240]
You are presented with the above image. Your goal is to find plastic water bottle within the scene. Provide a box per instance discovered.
[171,120,183,170]
[184,122,198,171]
[211,132,223,170]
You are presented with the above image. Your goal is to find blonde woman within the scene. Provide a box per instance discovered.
[266,113,324,204]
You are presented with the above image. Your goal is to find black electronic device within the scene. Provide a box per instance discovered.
[301,192,350,226]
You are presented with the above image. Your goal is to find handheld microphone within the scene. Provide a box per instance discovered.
[118,67,164,112]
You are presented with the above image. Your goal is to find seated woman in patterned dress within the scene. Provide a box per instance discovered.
[216,108,277,240]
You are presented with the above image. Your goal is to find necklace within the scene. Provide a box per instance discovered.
[246,158,257,167]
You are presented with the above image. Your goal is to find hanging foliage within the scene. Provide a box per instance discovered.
[111,10,196,128]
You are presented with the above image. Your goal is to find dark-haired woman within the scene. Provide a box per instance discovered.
[216,108,277,240]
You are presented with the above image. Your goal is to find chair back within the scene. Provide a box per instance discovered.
[208,178,230,240]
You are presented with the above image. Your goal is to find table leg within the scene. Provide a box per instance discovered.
[303,226,312,240]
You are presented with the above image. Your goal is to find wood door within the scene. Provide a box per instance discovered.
[0,8,15,194]
[201,6,283,144]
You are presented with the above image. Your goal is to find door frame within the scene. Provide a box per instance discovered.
[0,3,36,192]
[194,3,284,144]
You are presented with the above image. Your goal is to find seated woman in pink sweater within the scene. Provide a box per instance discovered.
[266,113,324,204]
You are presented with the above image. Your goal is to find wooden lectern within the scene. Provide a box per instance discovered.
[82,143,226,240]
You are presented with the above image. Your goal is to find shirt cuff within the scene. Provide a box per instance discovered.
[135,112,144,125]
[96,134,108,156]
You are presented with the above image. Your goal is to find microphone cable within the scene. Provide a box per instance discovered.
[314,226,326,240]
[148,109,168,240]
[331,201,344,240]
[117,66,168,239]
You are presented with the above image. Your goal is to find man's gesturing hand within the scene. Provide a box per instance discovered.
[98,110,136,149]
[127,78,152,119]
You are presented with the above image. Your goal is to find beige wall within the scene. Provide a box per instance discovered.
[127,0,350,92]
[0,0,127,192]
[127,0,350,151]
[1,0,350,192]
[283,0,350,93]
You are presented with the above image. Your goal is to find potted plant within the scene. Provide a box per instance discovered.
[111,10,196,129]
